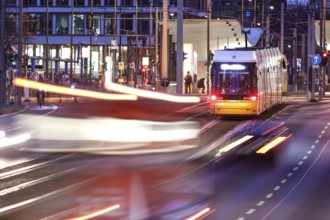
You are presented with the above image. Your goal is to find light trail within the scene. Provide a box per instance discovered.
[13,77,138,101]
[106,82,201,103]
[185,207,212,220]
[256,136,290,154]
[216,135,254,156]
[69,204,120,220]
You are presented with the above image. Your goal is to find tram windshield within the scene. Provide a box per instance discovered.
[211,63,256,95]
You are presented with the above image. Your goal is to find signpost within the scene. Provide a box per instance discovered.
[311,54,321,69]
[310,54,320,102]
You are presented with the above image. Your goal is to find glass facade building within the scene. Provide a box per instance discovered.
[5,0,209,84]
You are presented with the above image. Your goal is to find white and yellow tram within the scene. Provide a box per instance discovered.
[210,47,287,116]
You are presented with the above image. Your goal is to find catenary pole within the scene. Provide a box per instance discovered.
[0,0,5,114]
[176,0,183,94]
[17,0,23,107]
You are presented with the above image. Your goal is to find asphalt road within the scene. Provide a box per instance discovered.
[1,95,330,219]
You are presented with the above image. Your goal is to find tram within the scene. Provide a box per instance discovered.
[209,47,287,116]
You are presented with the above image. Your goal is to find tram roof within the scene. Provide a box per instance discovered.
[213,49,258,63]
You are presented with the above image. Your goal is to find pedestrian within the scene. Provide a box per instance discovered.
[197,78,205,93]
[184,71,192,94]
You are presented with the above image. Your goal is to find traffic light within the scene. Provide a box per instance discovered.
[170,52,176,62]
[87,14,93,29]
[140,67,146,74]
[183,52,188,61]
[321,51,328,66]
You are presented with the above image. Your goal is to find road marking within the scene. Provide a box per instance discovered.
[265,193,273,199]
[257,201,265,206]
[260,138,330,220]
[246,209,255,215]
[239,122,330,220]
[274,186,280,191]
[237,121,330,220]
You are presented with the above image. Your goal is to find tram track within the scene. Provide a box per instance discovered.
[0,153,109,218]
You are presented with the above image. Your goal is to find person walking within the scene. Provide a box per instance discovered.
[197,77,205,93]
[184,71,192,94]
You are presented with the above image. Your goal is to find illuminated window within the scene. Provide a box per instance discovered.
[73,14,84,35]
[56,14,68,35]
[56,0,69,6]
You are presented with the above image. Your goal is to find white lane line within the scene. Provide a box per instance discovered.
[246,209,255,215]
[257,201,265,206]
[238,123,330,220]
[265,193,273,199]
[274,186,280,191]
[260,138,330,220]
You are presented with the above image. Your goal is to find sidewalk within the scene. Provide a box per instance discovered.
[0,102,30,118]
[282,91,330,104]
[2,88,330,118]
